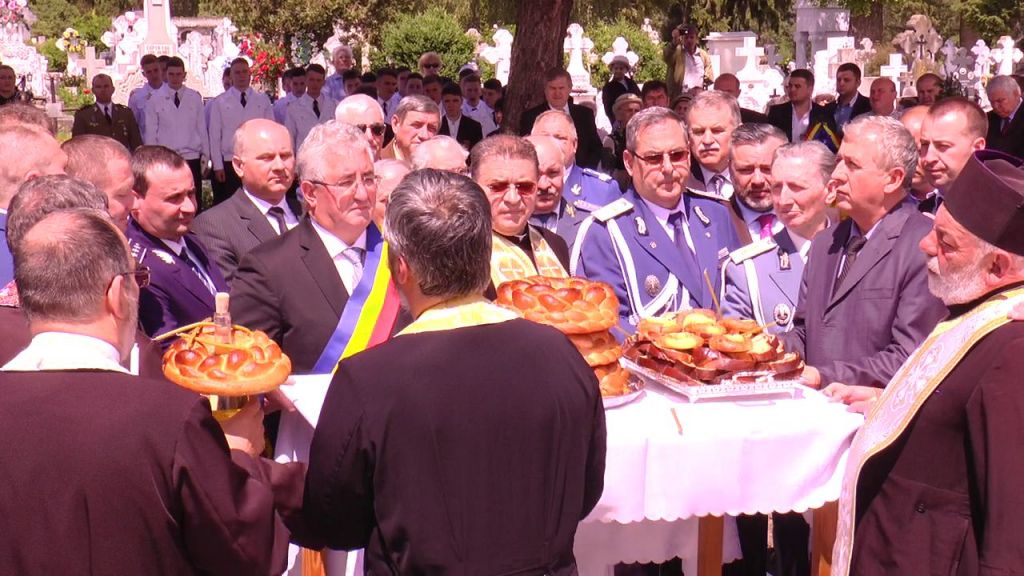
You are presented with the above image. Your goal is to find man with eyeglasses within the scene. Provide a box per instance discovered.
[470,134,572,300]
[0,208,304,575]
[127,145,229,341]
[231,121,405,374]
[382,95,441,164]
[192,119,302,284]
[335,94,388,159]
[418,52,443,77]
[572,107,741,335]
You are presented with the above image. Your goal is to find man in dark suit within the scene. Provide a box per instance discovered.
[713,73,769,124]
[127,146,228,340]
[0,208,302,575]
[784,114,945,389]
[767,69,835,144]
[438,83,483,150]
[821,63,872,136]
[230,121,403,373]
[300,169,605,574]
[193,119,303,283]
[984,75,1024,159]
[519,67,603,169]
[71,74,143,151]
[919,97,988,214]
[724,123,789,245]
[683,90,743,199]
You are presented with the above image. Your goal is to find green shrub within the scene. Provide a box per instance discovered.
[587,18,667,88]
[38,39,68,73]
[373,7,477,80]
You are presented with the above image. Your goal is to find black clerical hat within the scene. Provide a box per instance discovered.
[944,150,1024,256]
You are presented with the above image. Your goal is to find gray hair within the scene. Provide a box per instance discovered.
[332,45,352,59]
[7,174,108,250]
[626,107,687,152]
[392,94,440,124]
[63,135,131,188]
[987,75,1022,97]
[15,209,127,325]
[772,141,836,189]
[384,169,492,297]
[469,134,539,181]
[731,123,788,149]
[843,114,918,190]
[296,120,373,181]
[687,90,742,128]
[532,110,578,141]
[411,135,468,170]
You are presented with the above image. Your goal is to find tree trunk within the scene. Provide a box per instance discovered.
[850,2,883,45]
[503,0,574,134]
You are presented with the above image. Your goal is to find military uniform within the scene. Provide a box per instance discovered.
[71,102,143,151]
[531,167,620,249]
[564,164,621,205]
[572,187,741,335]
[721,229,805,334]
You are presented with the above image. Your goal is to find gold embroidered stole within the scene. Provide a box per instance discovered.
[832,286,1024,575]
[398,295,518,336]
[489,227,567,288]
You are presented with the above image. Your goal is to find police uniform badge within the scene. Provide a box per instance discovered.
[778,248,791,271]
[566,203,576,218]
[571,184,582,196]
[635,217,647,236]
[152,249,175,265]
[644,275,661,296]
[773,303,792,325]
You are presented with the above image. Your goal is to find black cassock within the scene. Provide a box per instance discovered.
[851,295,1024,575]
[301,317,607,575]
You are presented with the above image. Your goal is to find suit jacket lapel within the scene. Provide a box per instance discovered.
[297,219,347,316]
[728,196,753,245]
[628,192,705,304]
[828,207,907,307]
[232,192,278,244]
[185,235,228,293]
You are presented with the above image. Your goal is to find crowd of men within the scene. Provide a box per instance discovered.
[1,25,1024,576]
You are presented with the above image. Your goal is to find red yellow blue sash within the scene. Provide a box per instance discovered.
[311,224,401,374]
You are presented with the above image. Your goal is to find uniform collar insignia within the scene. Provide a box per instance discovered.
[571,184,582,196]
[694,206,710,226]
[151,249,175,265]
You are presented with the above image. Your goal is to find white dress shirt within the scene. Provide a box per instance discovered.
[2,332,130,374]
[159,237,217,294]
[285,93,338,152]
[682,50,706,91]
[791,105,811,142]
[128,82,165,136]
[144,85,209,161]
[310,220,367,295]
[444,114,462,139]
[698,165,735,200]
[462,100,497,135]
[640,197,697,254]
[324,73,347,102]
[208,87,274,170]
[273,93,296,124]
[243,189,299,234]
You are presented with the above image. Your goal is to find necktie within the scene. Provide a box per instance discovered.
[179,246,216,294]
[834,234,867,294]
[103,105,111,124]
[1002,117,1011,136]
[240,91,247,108]
[313,98,320,118]
[342,247,365,292]
[174,91,180,108]
[532,212,557,232]
[756,213,776,240]
[267,206,288,235]
[709,174,724,197]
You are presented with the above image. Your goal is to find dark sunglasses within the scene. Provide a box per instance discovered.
[356,123,388,136]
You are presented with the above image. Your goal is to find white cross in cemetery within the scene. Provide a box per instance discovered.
[601,36,639,69]
[480,28,513,86]
[879,53,908,95]
[563,23,594,94]
[734,36,764,79]
[991,36,1023,77]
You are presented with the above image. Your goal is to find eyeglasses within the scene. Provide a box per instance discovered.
[423,63,441,69]
[308,176,380,194]
[356,123,388,136]
[115,265,150,289]
[632,148,690,166]
[486,181,537,197]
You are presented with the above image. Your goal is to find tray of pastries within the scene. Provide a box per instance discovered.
[496,275,644,408]
[620,309,803,402]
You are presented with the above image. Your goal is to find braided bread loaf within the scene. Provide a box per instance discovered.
[162,324,292,395]
[496,276,619,334]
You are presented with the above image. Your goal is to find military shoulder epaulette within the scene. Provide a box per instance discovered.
[592,197,633,222]
[572,199,602,212]
[686,187,728,203]
[582,168,613,182]
[728,238,777,264]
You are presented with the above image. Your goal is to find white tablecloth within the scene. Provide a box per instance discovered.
[575,384,863,575]
[276,376,863,576]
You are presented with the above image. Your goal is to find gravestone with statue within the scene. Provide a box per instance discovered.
[0,0,49,99]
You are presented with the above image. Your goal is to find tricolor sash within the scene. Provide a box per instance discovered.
[832,286,1024,575]
[490,227,567,287]
[398,295,518,336]
[311,224,401,374]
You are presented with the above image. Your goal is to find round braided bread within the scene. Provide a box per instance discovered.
[567,329,623,367]
[496,276,619,334]
[162,324,292,395]
[594,361,630,397]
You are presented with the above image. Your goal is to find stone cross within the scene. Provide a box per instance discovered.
[991,36,1023,77]
[601,36,639,69]
[939,39,958,78]
[880,53,908,94]
[734,36,764,78]
[79,46,107,84]
[480,28,513,85]
[971,40,992,79]
[563,23,594,93]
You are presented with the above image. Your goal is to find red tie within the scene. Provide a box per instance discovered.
[756,214,775,240]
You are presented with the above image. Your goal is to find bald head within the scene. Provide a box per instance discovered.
[899,106,931,197]
[335,94,387,155]
[870,77,897,116]
[231,119,295,203]
[0,124,67,209]
[373,159,410,226]
[410,136,468,174]
[525,134,566,215]
[62,135,133,232]
[713,73,741,99]
[531,110,578,169]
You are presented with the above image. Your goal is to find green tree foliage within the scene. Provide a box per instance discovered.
[373,7,477,79]
[587,18,666,86]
